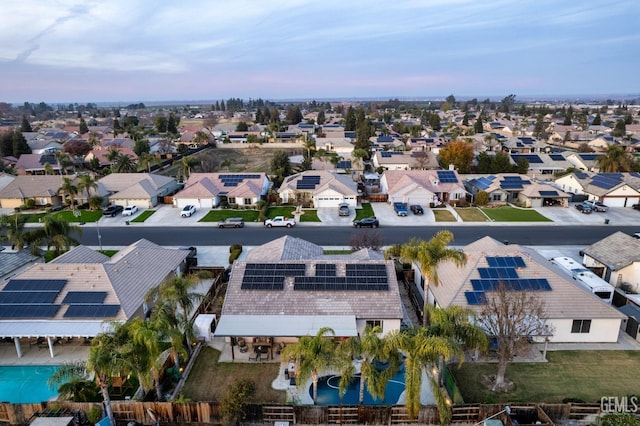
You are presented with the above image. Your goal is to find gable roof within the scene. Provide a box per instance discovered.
[0,175,69,199]
[175,172,267,199]
[582,231,640,271]
[99,173,175,194]
[383,169,466,195]
[279,171,357,196]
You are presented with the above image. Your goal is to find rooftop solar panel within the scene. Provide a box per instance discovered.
[62,292,108,304]
[0,292,58,304]
[549,154,565,161]
[512,154,543,164]
[478,267,519,279]
[465,291,487,305]
[64,304,120,318]
[0,304,60,318]
[575,172,589,179]
[539,190,559,196]
[4,279,66,292]
[579,154,599,161]
[486,256,526,268]
[437,171,458,183]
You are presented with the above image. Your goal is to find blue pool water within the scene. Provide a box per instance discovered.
[311,364,405,405]
[0,366,59,403]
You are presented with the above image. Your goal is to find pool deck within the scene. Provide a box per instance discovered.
[0,338,89,366]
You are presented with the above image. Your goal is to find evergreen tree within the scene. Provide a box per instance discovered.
[254,108,263,124]
[167,113,179,134]
[317,110,326,125]
[344,106,357,131]
[474,115,484,134]
[79,118,89,134]
[591,113,602,126]
[20,116,32,132]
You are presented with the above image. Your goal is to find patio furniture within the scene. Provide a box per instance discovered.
[259,353,269,361]
[248,353,258,361]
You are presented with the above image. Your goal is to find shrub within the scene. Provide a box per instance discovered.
[476,190,489,206]
[220,379,255,426]
[87,406,103,424]
[229,244,243,264]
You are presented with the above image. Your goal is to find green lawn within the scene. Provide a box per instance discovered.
[354,203,375,220]
[200,210,261,222]
[433,209,457,222]
[452,350,640,404]
[20,210,103,223]
[130,210,156,223]
[266,206,320,222]
[481,206,552,222]
[455,207,490,222]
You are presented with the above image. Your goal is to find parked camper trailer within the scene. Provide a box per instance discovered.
[550,256,614,304]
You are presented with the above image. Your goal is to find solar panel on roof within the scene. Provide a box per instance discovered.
[478,267,519,279]
[437,171,458,183]
[0,292,57,304]
[62,292,108,304]
[4,279,66,292]
[501,182,523,189]
[590,177,619,190]
[64,304,120,318]
[486,256,526,268]
[631,172,640,178]
[539,190,559,196]
[512,154,543,164]
[579,154,599,161]
[0,304,60,318]
[549,154,565,161]
[465,291,487,305]
[575,172,589,179]
[471,278,551,292]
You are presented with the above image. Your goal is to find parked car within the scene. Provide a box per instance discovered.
[575,204,592,214]
[122,205,138,216]
[393,202,408,216]
[633,232,640,239]
[338,203,350,216]
[584,200,608,212]
[218,217,245,228]
[181,205,196,217]
[410,205,424,215]
[353,217,379,228]
[264,216,295,228]
[632,204,640,210]
[102,205,123,217]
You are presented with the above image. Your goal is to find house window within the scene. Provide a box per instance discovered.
[228,197,236,204]
[244,198,252,205]
[571,319,591,333]
[366,320,382,329]
[492,194,501,201]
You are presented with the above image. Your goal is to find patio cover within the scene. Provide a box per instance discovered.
[0,320,117,338]
[214,315,358,337]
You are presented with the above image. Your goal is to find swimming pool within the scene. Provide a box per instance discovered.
[0,366,59,403]
[311,365,406,405]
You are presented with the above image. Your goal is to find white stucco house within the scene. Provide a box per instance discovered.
[173,172,270,209]
[582,232,640,293]
[98,173,180,208]
[380,169,467,206]
[278,171,358,208]
[554,172,640,208]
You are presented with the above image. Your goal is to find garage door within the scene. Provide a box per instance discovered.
[603,198,626,208]
[314,197,340,208]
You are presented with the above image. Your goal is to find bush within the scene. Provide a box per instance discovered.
[221,379,256,426]
[23,199,36,210]
[476,190,489,206]
[229,243,242,253]
[229,244,243,264]
[258,201,270,222]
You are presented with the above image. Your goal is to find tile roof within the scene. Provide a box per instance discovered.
[278,171,357,196]
[0,175,70,199]
[175,173,267,199]
[582,232,640,271]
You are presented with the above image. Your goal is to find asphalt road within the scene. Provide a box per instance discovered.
[75,224,640,247]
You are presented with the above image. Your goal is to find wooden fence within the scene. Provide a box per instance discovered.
[0,402,603,425]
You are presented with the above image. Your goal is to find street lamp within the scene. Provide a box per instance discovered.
[96,218,102,251]
[473,406,511,426]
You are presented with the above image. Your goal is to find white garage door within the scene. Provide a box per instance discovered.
[314,196,341,208]
[602,198,626,208]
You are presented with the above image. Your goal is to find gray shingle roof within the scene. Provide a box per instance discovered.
[582,231,640,271]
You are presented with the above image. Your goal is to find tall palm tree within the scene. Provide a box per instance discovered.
[128,317,168,401]
[77,174,98,204]
[27,215,81,257]
[178,156,196,181]
[137,152,157,173]
[281,327,338,405]
[0,214,28,251]
[113,153,137,173]
[386,327,463,421]
[105,146,120,163]
[44,162,54,175]
[56,376,100,402]
[338,325,402,405]
[57,177,79,211]
[596,144,634,172]
[386,231,467,326]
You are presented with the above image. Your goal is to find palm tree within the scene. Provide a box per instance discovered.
[386,231,467,326]
[54,151,68,175]
[128,317,168,401]
[596,144,635,172]
[43,162,54,175]
[386,327,463,421]
[57,177,79,211]
[28,215,81,257]
[137,152,157,173]
[113,153,137,173]
[281,327,339,405]
[56,376,100,402]
[337,325,402,405]
[0,214,28,251]
[77,174,98,204]
[105,146,120,163]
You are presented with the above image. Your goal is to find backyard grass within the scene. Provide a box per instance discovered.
[452,350,640,404]
[181,346,286,403]
[433,209,457,222]
[354,203,375,220]
[481,206,552,222]
[455,207,490,222]
[200,210,261,222]
[130,210,156,223]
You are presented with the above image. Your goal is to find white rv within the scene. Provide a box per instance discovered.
[550,256,614,304]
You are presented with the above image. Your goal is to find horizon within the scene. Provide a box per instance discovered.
[1,1,639,104]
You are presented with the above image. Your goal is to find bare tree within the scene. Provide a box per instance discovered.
[349,230,383,251]
[476,284,550,391]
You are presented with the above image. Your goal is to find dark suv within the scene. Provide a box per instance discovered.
[353,217,379,228]
[102,205,123,217]
[410,205,424,215]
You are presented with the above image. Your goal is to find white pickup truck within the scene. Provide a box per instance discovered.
[264,216,296,228]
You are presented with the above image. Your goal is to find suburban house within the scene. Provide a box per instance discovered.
[213,236,403,358]
[465,173,570,207]
[0,173,15,193]
[581,232,640,293]
[13,153,63,175]
[554,172,640,207]
[0,175,72,208]
[380,169,467,206]
[173,172,270,209]
[85,145,138,168]
[418,236,626,343]
[316,137,355,159]
[509,152,573,179]
[98,173,180,208]
[278,171,358,208]
[372,150,440,171]
[0,239,190,358]
[564,153,601,172]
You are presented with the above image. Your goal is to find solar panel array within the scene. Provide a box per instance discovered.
[64,305,120,318]
[0,292,57,304]
[469,176,495,190]
[294,264,388,291]
[518,137,535,144]
[219,174,261,187]
[500,176,531,190]
[62,291,108,304]
[296,175,322,190]
[315,264,336,276]
[437,170,458,183]
[579,153,599,161]
[241,263,306,290]
[336,160,352,169]
[539,190,559,197]
[0,304,61,318]
[575,172,589,179]
[549,154,565,161]
[511,154,543,164]
[4,279,66,292]
[464,256,552,305]
[590,173,622,190]
[380,151,403,158]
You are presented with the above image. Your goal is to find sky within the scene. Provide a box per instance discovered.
[1,0,639,104]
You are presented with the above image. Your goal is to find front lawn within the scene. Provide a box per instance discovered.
[455,207,490,222]
[55,210,103,223]
[433,209,457,222]
[481,206,552,222]
[200,210,261,222]
[452,350,640,404]
[181,346,285,403]
[354,203,375,220]
[266,206,320,222]
[130,210,156,223]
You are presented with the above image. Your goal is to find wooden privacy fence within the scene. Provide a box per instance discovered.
[0,402,603,425]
